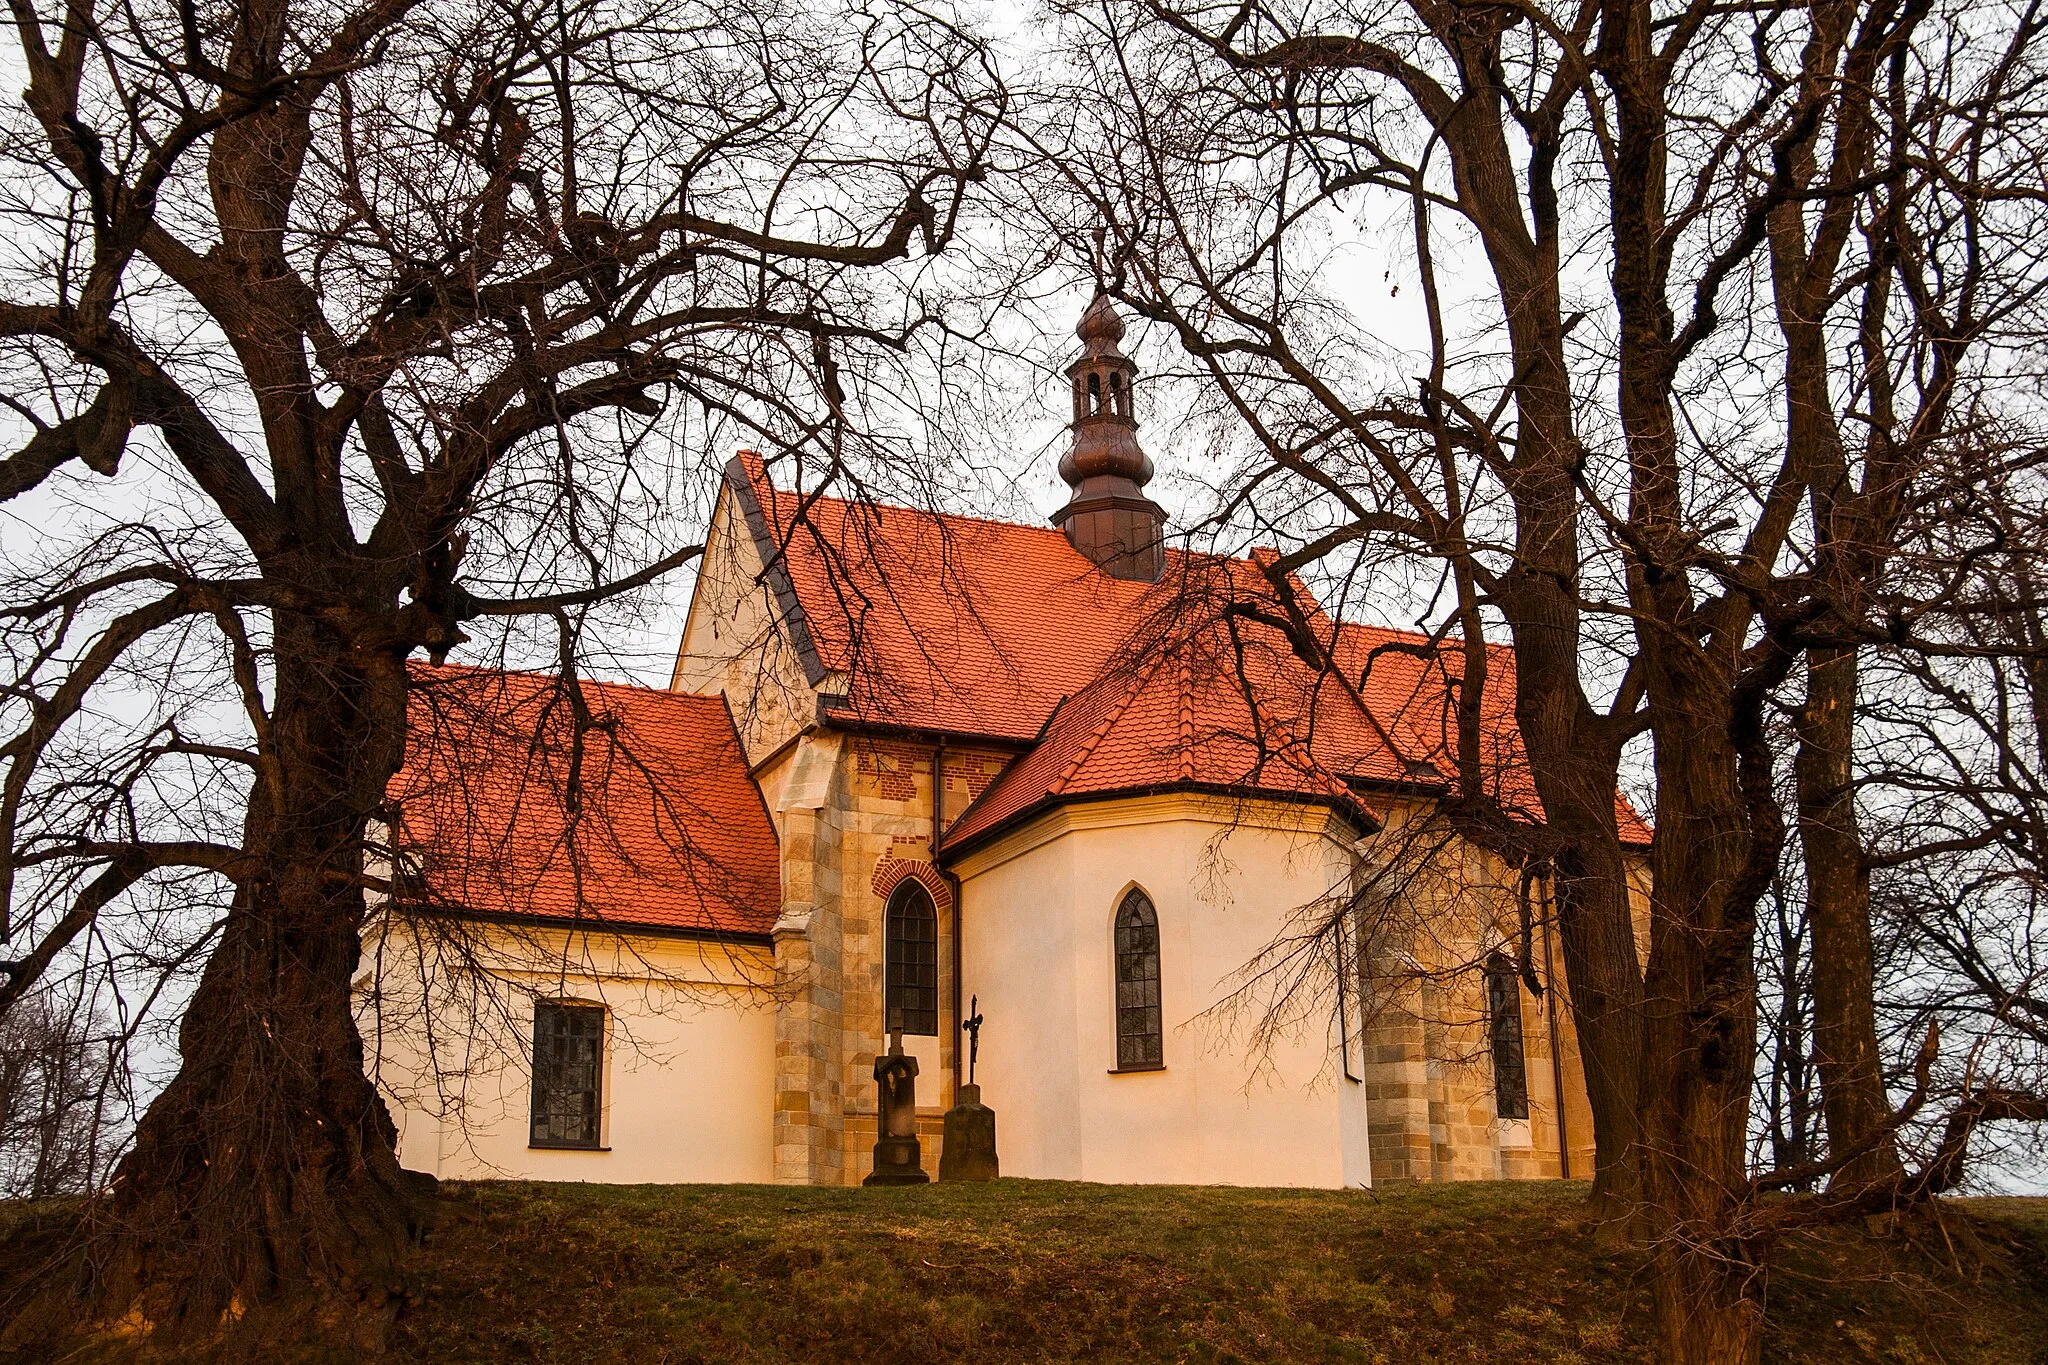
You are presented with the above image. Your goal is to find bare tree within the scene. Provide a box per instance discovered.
[1852,447,2048,1189]
[1011,0,2048,1357]
[0,0,1001,1344]
[0,992,127,1199]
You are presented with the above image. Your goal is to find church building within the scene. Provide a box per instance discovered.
[361,296,1650,1189]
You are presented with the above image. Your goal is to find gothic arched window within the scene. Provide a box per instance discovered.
[1485,954,1530,1120]
[885,881,939,1036]
[1087,370,1103,414]
[1113,888,1163,1069]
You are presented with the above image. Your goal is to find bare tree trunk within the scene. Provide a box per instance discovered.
[1506,589,1645,1217]
[1763,875,1818,1182]
[94,629,422,1343]
[1483,131,1646,1217]
[1765,0,1906,1185]
[1795,647,1902,1188]
[1637,662,1770,1365]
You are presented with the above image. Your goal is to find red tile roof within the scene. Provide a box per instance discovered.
[1330,624,1653,846]
[942,623,1385,851]
[390,664,781,936]
[729,451,1263,742]
[717,453,1650,849]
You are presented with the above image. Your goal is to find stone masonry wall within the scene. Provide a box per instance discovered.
[1358,818,1602,1186]
[776,732,1015,1185]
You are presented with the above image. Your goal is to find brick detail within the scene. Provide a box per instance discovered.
[870,856,953,910]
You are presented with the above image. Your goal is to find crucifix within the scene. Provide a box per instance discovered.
[963,994,984,1085]
[939,994,997,1181]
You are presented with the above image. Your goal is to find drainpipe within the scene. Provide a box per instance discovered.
[932,741,966,1097]
[1539,871,1571,1180]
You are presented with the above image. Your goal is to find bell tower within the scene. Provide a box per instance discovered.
[1053,292,1167,582]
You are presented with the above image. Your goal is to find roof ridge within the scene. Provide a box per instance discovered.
[1339,617,1519,661]
[739,447,1264,572]
[1176,648,1194,782]
[414,661,724,709]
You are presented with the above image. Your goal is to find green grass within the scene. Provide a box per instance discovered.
[385,1180,2048,1365]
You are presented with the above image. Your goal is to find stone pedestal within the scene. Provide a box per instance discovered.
[863,1031,929,1186]
[938,1083,998,1182]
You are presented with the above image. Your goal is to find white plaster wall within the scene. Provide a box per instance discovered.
[359,925,776,1184]
[956,826,1083,1176]
[957,796,1371,1189]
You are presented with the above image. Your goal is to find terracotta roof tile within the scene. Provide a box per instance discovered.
[730,451,1267,742]
[722,454,1649,849]
[942,625,1387,851]
[390,664,781,936]
[1332,623,1653,845]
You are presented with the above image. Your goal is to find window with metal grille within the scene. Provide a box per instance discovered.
[530,1001,604,1148]
[885,882,939,1036]
[1485,955,1530,1120]
[1114,888,1163,1070]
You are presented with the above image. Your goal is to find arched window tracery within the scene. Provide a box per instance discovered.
[885,881,939,1036]
[1113,888,1163,1070]
[1485,953,1530,1120]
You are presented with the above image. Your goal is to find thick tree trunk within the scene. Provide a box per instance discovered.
[1795,646,1902,1189]
[1547,824,1645,1214]
[1646,1232,1768,1365]
[91,626,421,1347]
[1634,630,1774,1365]
[1418,39,1649,1215]
[1496,406,1645,1221]
[1602,39,1772,1337]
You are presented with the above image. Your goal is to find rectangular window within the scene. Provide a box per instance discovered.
[1485,961,1530,1121]
[530,1001,604,1148]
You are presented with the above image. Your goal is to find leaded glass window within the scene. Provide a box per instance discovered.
[885,882,939,1036]
[531,1001,604,1148]
[1485,956,1530,1121]
[1114,888,1163,1069]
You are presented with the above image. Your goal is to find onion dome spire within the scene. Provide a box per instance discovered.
[1053,291,1166,582]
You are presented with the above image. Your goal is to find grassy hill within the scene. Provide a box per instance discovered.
[383,1179,2048,1365]
[4,1179,2045,1361]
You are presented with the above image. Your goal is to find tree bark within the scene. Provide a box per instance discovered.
[1462,74,1647,1214]
[1503,568,1645,1219]
[92,623,423,1345]
[1636,652,1770,1365]
[1795,646,1902,1188]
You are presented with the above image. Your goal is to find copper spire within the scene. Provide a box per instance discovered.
[1053,292,1166,581]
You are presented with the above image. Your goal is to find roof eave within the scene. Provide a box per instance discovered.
[815,701,1039,750]
[383,901,778,948]
[724,453,832,689]
[939,779,1380,864]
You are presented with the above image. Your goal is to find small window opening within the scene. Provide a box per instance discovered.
[1087,371,1103,414]
[886,882,940,1036]
[1485,955,1529,1120]
[531,1001,604,1148]
[1114,888,1163,1069]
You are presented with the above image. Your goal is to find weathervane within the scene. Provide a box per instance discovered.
[963,994,985,1084]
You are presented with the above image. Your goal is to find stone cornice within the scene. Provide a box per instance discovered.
[946,790,1361,881]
